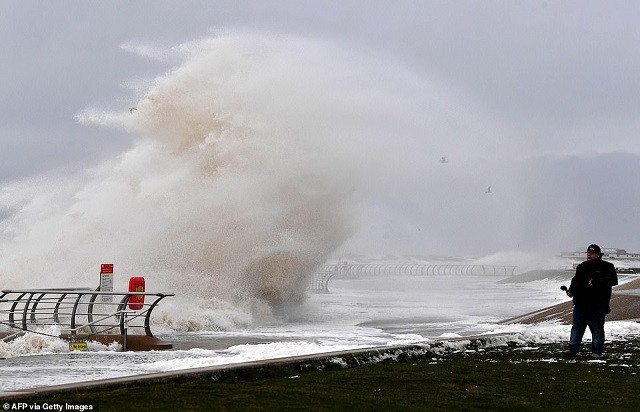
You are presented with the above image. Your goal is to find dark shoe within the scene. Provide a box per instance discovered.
[590,353,602,359]
[562,349,576,357]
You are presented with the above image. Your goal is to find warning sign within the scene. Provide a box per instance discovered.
[100,263,114,303]
[69,341,88,351]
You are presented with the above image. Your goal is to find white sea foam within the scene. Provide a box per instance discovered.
[139,341,369,372]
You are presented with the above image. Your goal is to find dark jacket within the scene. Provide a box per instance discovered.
[569,257,618,308]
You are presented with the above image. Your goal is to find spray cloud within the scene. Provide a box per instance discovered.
[1,33,380,328]
[1,31,522,328]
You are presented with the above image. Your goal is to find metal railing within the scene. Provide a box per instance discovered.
[308,263,518,293]
[323,263,517,278]
[0,288,174,341]
[308,269,336,293]
[340,263,517,277]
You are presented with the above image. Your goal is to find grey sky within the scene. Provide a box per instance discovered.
[2,1,640,257]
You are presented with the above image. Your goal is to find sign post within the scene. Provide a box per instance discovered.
[100,263,113,302]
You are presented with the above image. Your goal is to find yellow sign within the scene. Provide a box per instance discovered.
[69,341,88,351]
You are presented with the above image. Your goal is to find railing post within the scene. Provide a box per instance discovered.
[123,311,128,352]
[144,296,167,336]
[30,293,46,324]
[117,295,130,335]
[70,293,85,337]
[9,292,27,329]
[87,291,100,334]
[21,293,38,330]
[54,293,68,324]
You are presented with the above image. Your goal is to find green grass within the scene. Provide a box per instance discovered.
[5,339,640,411]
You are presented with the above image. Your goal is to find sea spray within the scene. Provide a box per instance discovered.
[0,32,485,330]
[0,33,379,329]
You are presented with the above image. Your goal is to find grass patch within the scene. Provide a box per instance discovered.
[5,339,640,411]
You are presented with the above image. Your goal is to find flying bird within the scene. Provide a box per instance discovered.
[440,156,448,163]
[485,186,492,194]
[129,107,138,114]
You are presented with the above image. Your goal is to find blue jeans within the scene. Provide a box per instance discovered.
[568,304,607,355]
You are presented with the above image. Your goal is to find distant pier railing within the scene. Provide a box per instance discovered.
[0,288,174,350]
[308,268,337,293]
[337,264,518,277]
[308,263,517,293]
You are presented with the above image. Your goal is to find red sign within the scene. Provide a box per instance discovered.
[101,264,113,274]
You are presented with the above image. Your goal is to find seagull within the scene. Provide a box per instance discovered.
[485,186,492,194]
[440,156,448,163]
[129,107,138,114]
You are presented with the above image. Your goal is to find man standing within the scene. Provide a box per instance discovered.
[563,244,618,358]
